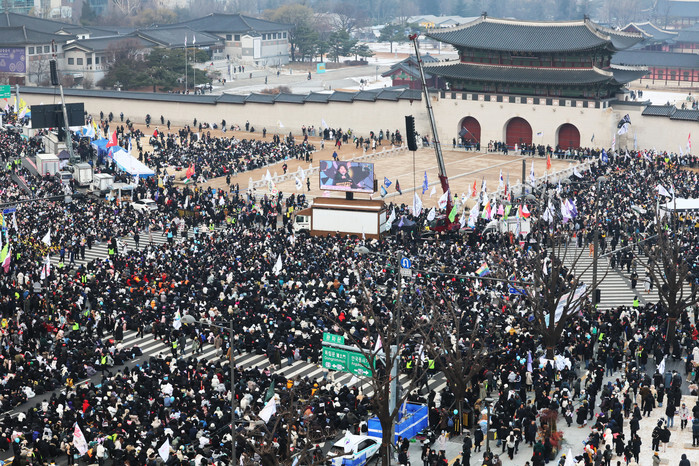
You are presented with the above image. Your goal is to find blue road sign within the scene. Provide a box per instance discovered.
[2,208,16,215]
[400,257,411,269]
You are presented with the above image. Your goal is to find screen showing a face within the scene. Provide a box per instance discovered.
[319,160,374,193]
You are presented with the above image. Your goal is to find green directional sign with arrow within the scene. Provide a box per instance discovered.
[322,347,373,376]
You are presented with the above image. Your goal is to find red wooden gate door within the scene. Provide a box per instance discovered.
[506,117,532,149]
[557,123,580,150]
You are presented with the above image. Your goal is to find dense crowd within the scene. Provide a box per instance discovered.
[0,111,697,466]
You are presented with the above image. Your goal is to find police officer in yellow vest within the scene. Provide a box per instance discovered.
[633,296,640,309]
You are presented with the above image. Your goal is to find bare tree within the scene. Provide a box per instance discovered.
[111,0,142,17]
[338,258,430,466]
[239,385,333,466]
[498,242,603,359]
[642,207,697,351]
[419,290,498,433]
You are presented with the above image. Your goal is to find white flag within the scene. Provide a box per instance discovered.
[259,398,277,422]
[387,208,396,227]
[437,190,449,210]
[299,167,305,180]
[158,438,170,462]
[656,184,672,198]
[426,207,436,221]
[563,449,575,466]
[412,192,423,216]
[429,186,436,197]
[657,355,666,375]
[573,166,584,178]
[72,423,88,456]
[265,170,272,182]
[40,255,51,280]
[278,121,284,128]
[272,254,282,276]
[295,177,302,190]
[321,119,329,129]
[611,134,616,152]
[42,230,51,246]
[679,145,684,157]
[529,161,535,185]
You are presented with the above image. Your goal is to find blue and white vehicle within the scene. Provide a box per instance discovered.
[327,434,381,466]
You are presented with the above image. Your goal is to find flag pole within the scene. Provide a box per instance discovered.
[184,37,188,93]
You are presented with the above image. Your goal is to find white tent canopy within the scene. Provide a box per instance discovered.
[112,149,155,178]
[660,198,699,212]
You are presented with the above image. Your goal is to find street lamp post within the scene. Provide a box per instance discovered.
[182,315,236,465]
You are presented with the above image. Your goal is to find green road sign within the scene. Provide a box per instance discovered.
[0,86,10,99]
[322,332,345,345]
[348,351,372,377]
[322,347,373,377]
[322,347,348,371]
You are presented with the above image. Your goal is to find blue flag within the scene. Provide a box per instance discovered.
[422,171,428,194]
[380,185,387,197]
[384,177,392,187]
[601,149,608,164]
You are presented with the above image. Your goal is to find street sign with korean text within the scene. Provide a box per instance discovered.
[322,332,345,345]
[348,351,372,377]
[322,347,348,371]
[0,86,10,99]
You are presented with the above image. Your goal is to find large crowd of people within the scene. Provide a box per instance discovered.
[0,107,696,466]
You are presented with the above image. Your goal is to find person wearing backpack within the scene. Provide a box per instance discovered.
[602,445,612,466]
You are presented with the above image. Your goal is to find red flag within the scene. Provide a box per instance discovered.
[521,204,531,218]
[153,129,158,138]
[186,164,195,179]
[546,153,551,170]
[106,130,117,148]
[471,180,477,198]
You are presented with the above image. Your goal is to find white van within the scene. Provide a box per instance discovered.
[327,434,380,466]
[57,171,73,186]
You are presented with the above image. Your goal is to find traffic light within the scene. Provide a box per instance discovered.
[405,115,418,152]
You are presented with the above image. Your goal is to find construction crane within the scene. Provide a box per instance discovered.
[409,33,458,230]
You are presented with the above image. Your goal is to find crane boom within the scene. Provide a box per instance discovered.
[409,33,453,218]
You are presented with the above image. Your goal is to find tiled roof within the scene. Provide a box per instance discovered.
[63,35,158,53]
[304,93,331,103]
[424,62,617,85]
[426,16,643,52]
[675,28,699,44]
[642,105,677,117]
[327,92,355,102]
[168,13,288,34]
[19,87,421,106]
[137,27,221,48]
[274,93,306,103]
[622,22,678,41]
[612,50,699,68]
[0,26,70,46]
[244,93,275,104]
[670,109,699,121]
[353,91,378,102]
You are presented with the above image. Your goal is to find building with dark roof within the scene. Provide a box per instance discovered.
[381,55,443,90]
[420,15,650,150]
[165,13,290,66]
[424,16,646,101]
[612,49,699,86]
[622,22,679,50]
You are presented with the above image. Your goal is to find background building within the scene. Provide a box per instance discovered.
[166,13,290,66]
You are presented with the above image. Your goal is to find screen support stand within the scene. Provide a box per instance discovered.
[345,192,354,201]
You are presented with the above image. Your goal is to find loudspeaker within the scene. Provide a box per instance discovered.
[593,289,601,305]
[405,115,418,152]
[49,60,59,86]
